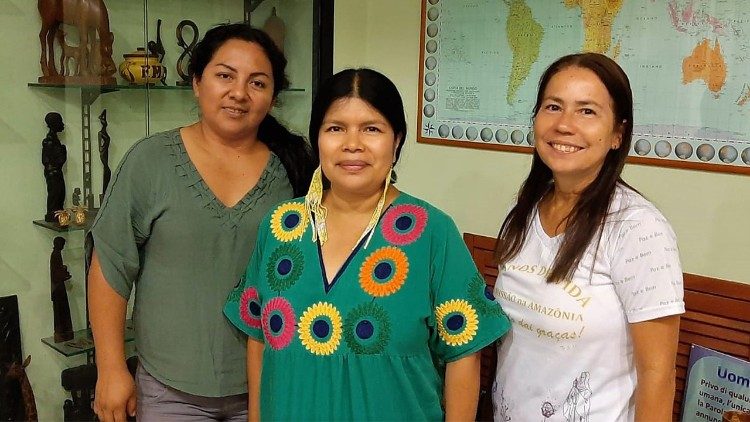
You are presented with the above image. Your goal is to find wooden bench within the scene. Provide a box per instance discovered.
[463,232,750,421]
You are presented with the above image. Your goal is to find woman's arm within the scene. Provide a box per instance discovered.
[444,351,481,421]
[630,314,680,422]
[247,337,264,422]
[88,251,136,422]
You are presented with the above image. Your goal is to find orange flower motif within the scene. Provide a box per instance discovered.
[359,246,409,297]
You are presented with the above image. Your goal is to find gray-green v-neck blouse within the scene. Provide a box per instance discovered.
[88,128,292,397]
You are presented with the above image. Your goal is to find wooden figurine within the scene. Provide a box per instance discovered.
[98,109,111,200]
[42,112,66,223]
[38,0,117,84]
[175,20,199,86]
[4,356,38,422]
[51,237,73,343]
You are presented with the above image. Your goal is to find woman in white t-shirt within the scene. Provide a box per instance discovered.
[492,53,684,421]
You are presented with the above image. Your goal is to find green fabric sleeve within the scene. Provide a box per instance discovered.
[87,139,156,300]
[428,215,511,363]
[224,219,267,342]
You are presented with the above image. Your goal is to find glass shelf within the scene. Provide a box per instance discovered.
[41,319,135,357]
[32,209,98,233]
[28,82,305,92]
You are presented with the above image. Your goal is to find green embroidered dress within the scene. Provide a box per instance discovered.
[224,192,510,420]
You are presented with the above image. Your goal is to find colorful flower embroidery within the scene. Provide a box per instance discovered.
[298,302,342,356]
[435,299,479,346]
[270,202,308,242]
[381,204,428,246]
[261,297,296,350]
[239,287,262,329]
[343,302,391,354]
[359,247,409,297]
[467,272,505,317]
[266,244,304,292]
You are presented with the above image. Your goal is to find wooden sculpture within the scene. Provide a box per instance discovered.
[51,237,73,342]
[4,356,38,422]
[38,0,116,84]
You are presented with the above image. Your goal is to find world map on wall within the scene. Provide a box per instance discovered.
[418,0,750,169]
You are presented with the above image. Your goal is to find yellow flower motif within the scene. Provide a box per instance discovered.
[270,202,308,242]
[435,299,479,346]
[359,247,409,297]
[298,302,342,356]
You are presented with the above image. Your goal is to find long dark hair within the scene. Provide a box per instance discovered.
[494,53,634,282]
[308,68,408,175]
[189,23,315,196]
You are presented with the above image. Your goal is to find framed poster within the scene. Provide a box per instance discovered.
[416,0,750,175]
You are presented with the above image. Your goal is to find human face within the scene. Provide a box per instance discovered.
[533,66,622,187]
[193,39,275,141]
[318,97,400,197]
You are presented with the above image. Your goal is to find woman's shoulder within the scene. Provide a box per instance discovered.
[609,183,667,222]
[120,128,181,164]
[393,191,457,228]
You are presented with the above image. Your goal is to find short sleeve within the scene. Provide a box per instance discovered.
[85,141,155,300]
[610,210,685,323]
[224,226,266,341]
[428,214,511,363]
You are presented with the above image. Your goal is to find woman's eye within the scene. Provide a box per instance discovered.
[544,103,560,111]
[217,73,232,80]
[581,108,595,115]
[250,80,266,88]
[325,126,342,132]
[364,126,382,133]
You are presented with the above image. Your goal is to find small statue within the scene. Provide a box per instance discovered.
[263,8,286,52]
[148,19,167,86]
[3,356,37,422]
[175,20,199,86]
[38,0,116,83]
[42,112,66,223]
[72,187,81,207]
[98,109,111,200]
[51,237,73,343]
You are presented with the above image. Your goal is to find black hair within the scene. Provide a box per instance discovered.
[308,68,408,168]
[189,23,315,196]
[495,52,635,283]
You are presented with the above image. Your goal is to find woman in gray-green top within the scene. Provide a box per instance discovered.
[86,24,315,422]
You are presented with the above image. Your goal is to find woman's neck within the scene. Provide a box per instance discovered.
[192,121,261,155]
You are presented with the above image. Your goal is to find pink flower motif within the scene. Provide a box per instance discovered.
[381,204,428,246]
[239,287,261,329]
[262,296,296,350]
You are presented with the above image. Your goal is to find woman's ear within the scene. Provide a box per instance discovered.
[393,133,404,161]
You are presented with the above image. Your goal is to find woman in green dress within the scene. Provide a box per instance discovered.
[224,68,511,420]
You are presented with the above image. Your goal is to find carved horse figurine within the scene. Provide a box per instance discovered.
[38,0,116,81]
[56,29,82,76]
[5,356,38,422]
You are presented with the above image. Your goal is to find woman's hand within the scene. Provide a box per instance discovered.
[631,314,681,422]
[444,352,482,421]
[89,250,133,421]
[93,366,136,422]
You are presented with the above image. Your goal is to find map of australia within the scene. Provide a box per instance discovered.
[682,38,727,96]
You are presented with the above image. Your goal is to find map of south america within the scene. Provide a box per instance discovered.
[504,0,544,104]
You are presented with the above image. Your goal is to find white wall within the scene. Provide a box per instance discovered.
[332,0,750,284]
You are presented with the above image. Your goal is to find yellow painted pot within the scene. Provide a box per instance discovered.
[119,48,167,85]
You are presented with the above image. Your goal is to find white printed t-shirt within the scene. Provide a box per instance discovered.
[492,184,685,422]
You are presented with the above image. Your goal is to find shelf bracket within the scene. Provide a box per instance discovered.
[80,88,100,210]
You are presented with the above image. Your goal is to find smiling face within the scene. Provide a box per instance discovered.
[193,39,275,141]
[318,97,400,197]
[533,66,623,188]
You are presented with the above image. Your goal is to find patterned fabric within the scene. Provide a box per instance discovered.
[224,192,511,420]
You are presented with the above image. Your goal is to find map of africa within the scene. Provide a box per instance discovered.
[419,0,750,169]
